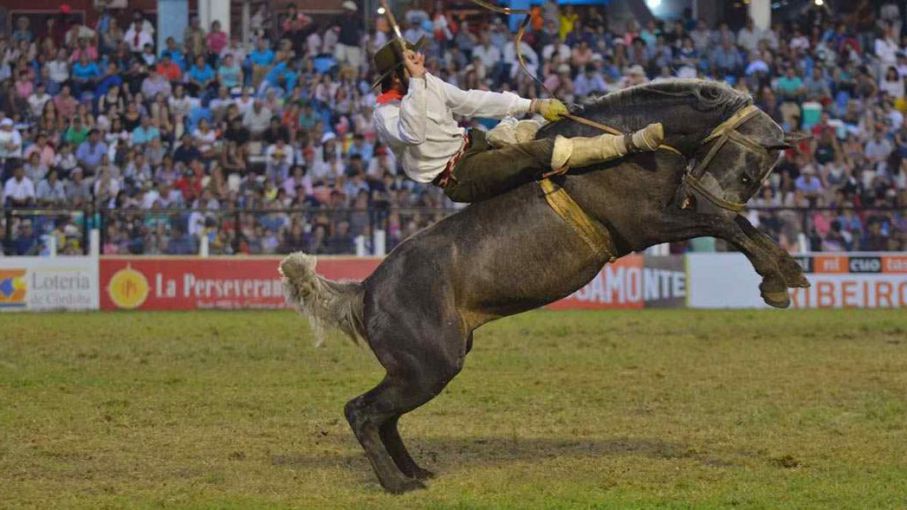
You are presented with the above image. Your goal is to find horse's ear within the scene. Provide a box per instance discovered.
[783,132,812,145]
[764,132,811,151]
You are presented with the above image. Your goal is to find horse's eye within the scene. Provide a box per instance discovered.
[741,175,752,185]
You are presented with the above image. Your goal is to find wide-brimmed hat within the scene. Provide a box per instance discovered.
[371,37,428,89]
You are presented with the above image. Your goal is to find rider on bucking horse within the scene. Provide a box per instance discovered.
[372,39,666,203]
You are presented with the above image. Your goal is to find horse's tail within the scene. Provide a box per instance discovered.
[279,252,366,347]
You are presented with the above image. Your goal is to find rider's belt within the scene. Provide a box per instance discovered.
[431,132,471,189]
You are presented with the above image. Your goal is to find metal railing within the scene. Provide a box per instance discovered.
[2,206,905,256]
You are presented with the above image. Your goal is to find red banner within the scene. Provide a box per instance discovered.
[99,257,381,311]
[99,255,683,312]
[548,255,646,310]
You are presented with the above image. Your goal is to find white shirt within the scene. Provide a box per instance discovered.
[4,176,35,200]
[737,27,762,52]
[28,93,51,118]
[124,28,154,53]
[875,37,898,65]
[0,128,23,159]
[47,60,70,83]
[266,143,294,167]
[374,73,531,183]
[472,44,501,68]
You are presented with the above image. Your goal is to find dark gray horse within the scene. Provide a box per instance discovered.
[279,80,808,493]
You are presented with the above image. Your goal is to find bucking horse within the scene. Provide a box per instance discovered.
[279,79,810,493]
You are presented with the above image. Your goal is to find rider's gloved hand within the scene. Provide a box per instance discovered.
[532,99,569,122]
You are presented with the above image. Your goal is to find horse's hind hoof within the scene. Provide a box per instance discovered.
[384,478,426,494]
[410,466,435,481]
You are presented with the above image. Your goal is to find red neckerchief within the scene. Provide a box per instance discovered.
[376,90,403,105]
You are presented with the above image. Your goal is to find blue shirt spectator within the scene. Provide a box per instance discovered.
[71,60,100,80]
[132,119,161,146]
[75,132,108,172]
[250,47,275,67]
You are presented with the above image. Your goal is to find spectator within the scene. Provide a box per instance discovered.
[131,115,160,147]
[243,99,273,138]
[250,38,276,87]
[4,164,35,207]
[165,224,198,255]
[184,16,207,59]
[36,168,66,206]
[186,55,216,97]
[76,129,108,173]
[217,53,243,91]
[0,118,23,174]
[27,82,52,120]
[142,67,172,99]
[206,20,228,57]
[124,18,153,54]
[12,220,39,256]
[174,134,201,165]
[335,2,364,70]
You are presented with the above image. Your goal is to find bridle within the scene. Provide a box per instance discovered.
[681,104,772,212]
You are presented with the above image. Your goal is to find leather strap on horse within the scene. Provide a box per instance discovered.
[539,178,616,260]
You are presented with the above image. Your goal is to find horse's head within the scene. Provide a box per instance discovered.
[568,79,793,217]
[678,102,792,217]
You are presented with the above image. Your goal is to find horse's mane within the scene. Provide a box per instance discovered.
[580,79,753,118]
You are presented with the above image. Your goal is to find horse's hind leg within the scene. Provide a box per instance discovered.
[345,326,465,493]
[380,416,434,480]
[377,330,473,481]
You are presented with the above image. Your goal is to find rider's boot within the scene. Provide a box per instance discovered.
[550,123,664,172]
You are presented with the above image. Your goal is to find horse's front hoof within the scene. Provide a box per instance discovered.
[761,290,791,308]
[383,477,426,494]
[787,274,811,289]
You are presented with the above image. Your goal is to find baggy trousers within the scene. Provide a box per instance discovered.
[442,130,556,203]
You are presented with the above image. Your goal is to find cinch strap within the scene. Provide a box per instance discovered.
[539,178,616,260]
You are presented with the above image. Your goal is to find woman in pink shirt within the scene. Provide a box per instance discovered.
[206,21,228,57]
[53,84,79,119]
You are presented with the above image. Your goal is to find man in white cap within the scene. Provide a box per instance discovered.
[334,1,363,70]
[371,41,663,203]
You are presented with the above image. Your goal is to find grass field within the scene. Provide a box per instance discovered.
[1,309,906,509]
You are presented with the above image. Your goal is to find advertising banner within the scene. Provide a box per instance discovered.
[687,253,907,309]
[547,255,686,310]
[99,257,381,311]
[0,257,98,311]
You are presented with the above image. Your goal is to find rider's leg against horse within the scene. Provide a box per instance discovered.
[552,123,664,170]
[443,130,555,203]
[443,124,664,203]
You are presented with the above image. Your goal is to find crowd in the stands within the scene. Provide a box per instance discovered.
[0,0,905,255]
